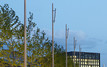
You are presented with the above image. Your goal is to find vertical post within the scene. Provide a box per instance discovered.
[79,45,81,67]
[74,37,76,67]
[24,0,27,67]
[52,3,56,67]
[66,24,67,67]
[65,24,69,67]
[52,3,54,67]
[103,64,105,67]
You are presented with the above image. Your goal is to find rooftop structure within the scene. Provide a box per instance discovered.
[68,51,100,67]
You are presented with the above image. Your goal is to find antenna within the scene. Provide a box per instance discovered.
[67,28,69,39]
[53,8,56,22]
[53,7,56,23]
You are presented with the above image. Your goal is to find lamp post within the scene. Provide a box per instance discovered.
[74,37,77,67]
[24,0,27,67]
[52,3,56,67]
[79,45,81,67]
[103,64,105,67]
[65,24,69,67]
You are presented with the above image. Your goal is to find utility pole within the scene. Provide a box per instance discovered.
[65,24,69,67]
[103,64,105,67]
[79,45,81,67]
[24,0,27,67]
[52,3,56,67]
[74,37,76,67]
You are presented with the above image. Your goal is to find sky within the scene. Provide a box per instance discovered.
[0,0,107,66]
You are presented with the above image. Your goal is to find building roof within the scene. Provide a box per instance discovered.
[67,51,100,59]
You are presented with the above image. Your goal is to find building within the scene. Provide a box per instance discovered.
[68,51,100,67]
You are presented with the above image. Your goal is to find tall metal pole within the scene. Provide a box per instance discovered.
[24,0,27,67]
[52,3,54,67]
[52,3,56,67]
[74,37,76,67]
[103,64,105,67]
[66,24,67,67]
[65,24,69,67]
[79,45,81,67]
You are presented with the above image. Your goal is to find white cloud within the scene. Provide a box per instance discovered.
[43,29,86,41]
[69,30,86,41]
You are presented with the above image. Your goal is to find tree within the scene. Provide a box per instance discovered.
[27,12,36,67]
[0,4,21,42]
[0,4,22,67]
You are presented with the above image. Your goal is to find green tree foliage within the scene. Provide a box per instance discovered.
[0,4,78,67]
[0,4,21,42]
[0,4,24,67]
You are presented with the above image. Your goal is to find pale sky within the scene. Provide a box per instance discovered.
[0,0,107,66]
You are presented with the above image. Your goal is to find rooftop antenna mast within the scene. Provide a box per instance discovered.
[65,24,69,67]
[52,3,56,67]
